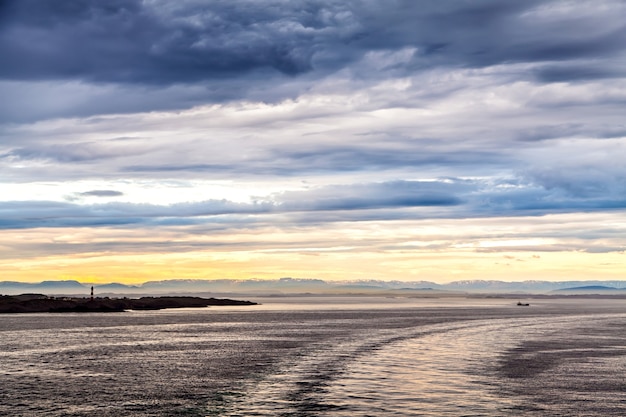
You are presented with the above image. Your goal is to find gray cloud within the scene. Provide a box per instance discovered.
[121,145,509,177]
[0,0,349,83]
[534,63,626,83]
[0,180,464,229]
[277,181,465,211]
[0,199,270,229]
[5,142,144,163]
[1,0,625,272]
[2,0,625,121]
[274,144,509,173]
[79,190,124,197]
[1,178,626,230]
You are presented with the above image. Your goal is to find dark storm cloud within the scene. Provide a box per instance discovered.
[0,0,624,124]
[2,0,624,88]
[0,0,345,83]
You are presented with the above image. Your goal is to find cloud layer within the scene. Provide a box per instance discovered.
[1,0,625,282]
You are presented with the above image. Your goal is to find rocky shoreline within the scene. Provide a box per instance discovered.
[0,294,257,313]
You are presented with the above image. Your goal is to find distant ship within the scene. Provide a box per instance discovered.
[517,301,530,306]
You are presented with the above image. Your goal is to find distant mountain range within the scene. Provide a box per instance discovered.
[2,278,626,296]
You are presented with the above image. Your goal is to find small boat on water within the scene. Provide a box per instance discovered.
[517,301,530,306]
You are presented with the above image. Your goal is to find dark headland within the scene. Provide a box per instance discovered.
[0,294,256,313]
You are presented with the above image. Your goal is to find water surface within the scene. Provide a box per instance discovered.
[2,297,626,416]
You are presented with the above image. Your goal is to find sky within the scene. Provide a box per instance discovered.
[1,0,626,284]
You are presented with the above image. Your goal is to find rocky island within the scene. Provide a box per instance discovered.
[0,294,257,313]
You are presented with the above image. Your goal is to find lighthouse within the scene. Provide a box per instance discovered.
[90,286,94,301]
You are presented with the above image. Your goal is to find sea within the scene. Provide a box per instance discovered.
[2,296,626,416]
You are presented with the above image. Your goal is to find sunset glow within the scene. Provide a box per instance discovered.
[1,0,625,284]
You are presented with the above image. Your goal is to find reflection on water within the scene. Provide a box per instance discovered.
[221,317,575,416]
[316,318,580,416]
[321,321,519,416]
[2,298,626,416]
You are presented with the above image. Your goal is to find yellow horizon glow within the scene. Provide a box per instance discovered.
[1,248,624,285]
[1,212,624,285]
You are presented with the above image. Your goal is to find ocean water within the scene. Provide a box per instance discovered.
[2,297,626,416]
